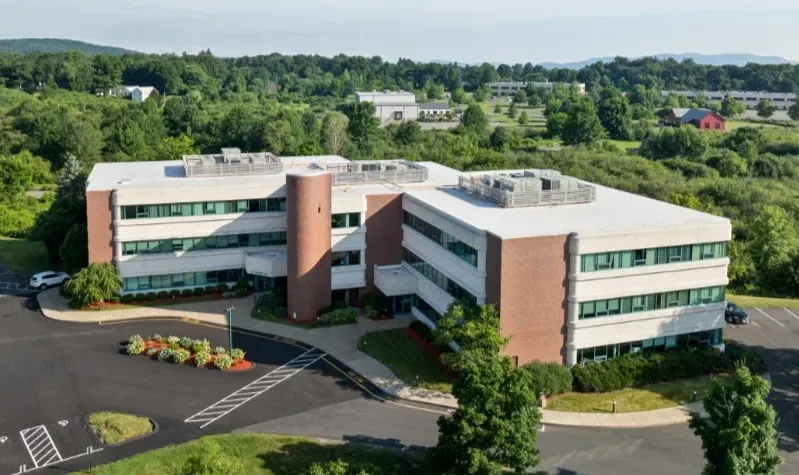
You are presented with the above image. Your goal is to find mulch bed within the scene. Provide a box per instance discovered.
[79,290,254,311]
[369,313,395,321]
[402,327,457,378]
[138,339,254,372]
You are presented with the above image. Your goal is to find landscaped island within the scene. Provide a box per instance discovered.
[125,334,252,371]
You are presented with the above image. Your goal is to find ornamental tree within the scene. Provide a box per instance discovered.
[64,262,121,308]
[689,366,782,475]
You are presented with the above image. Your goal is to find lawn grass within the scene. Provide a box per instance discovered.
[357,328,454,394]
[726,120,781,130]
[0,236,50,276]
[604,139,641,150]
[87,411,153,445]
[251,305,316,328]
[727,293,799,309]
[547,374,731,413]
[75,433,426,475]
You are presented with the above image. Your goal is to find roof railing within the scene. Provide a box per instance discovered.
[458,174,596,208]
[311,160,428,185]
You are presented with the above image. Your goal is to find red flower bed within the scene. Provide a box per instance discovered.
[135,338,254,372]
[402,327,457,379]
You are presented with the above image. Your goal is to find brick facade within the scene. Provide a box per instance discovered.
[486,233,569,365]
[364,193,404,292]
[86,190,114,264]
[286,172,332,321]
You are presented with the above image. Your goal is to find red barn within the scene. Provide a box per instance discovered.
[667,108,726,131]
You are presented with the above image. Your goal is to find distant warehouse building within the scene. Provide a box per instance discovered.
[419,102,451,118]
[666,108,726,130]
[662,90,797,110]
[355,91,419,122]
[489,81,586,96]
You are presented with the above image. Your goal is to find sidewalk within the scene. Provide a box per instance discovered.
[36,290,706,426]
[37,289,458,409]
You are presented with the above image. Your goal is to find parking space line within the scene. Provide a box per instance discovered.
[755,308,785,327]
[783,308,799,321]
[19,425,62,469]
[749,319,760,327]
[185,347,327,428]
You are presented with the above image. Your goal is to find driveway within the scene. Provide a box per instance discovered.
[726,307,799,472]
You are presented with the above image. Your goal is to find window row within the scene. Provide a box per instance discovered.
[122,232,287,255]
[576,329,723,364]
[403,247,477,306]
[403,211,478,267]
[120,198,286,220]
[331,250,362,267]
[123,268,245,292]
[579,286,726,320]
[332,213,362,229]
[580,242,728,273]
[412,294,443,323]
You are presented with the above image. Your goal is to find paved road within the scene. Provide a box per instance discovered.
[727,307,799,472]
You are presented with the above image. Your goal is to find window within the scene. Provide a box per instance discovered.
[121,232,287,256]
[403,247,477,306]
[120,198,287,220]
[331,250,361,267]
[715,123,721,129]
[332,213,361,228]
[581,241,728,272]
[403,211,478,267]
[578,286,725,320]
[577,328,724,363]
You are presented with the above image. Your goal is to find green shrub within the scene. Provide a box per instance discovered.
[171,348,191,364]
[169,289,181,298]
[145,292,156,301]
[157,348,173,362]
[181,289,193,297]
[317,301,347,317]
[167,336,180,345]
[192,339,211,354]
[274,306,288,319]
[145,347,158,357]
[126,339,145,355]
[236,277,250,290]
[363,305,379,319]
[253,306,274,320]
[193,287,205,296]
[217,283,229,293]
[410,320,434,342]
[134,293,146,301]
[214,353,233,370]
[221,291,236,299]
[257,291,279,308]
[109,295,121,304]
[214,346,227,355]
[120,294,134,303]
[571,345,767,393]
[156,290,168,299]
[195,350,211,367]
[318,307,357,326]
[169,342,180,351]
[234,288,248,298]
[522,361,573,397]
[179,337,193,349]
[129,334,143,343]
[304,459,383,475]
[152,334,162,341]
[205,285,216,294]
[231,348,246,360]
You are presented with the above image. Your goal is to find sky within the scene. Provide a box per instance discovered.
[1,0,798,63]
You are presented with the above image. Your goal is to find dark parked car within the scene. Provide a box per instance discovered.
[725,302,749,324]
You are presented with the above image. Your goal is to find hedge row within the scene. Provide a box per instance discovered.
[521,361,573,397]
[318,307,357,326]
[571,343,766,393]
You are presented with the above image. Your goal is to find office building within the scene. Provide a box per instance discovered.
[86,150,730,366]
[662,90,797,110]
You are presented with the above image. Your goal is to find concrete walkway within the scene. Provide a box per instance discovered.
[36,290,707,427]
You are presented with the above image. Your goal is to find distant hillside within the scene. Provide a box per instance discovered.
[539,53,794,69]
[0,38,136,55]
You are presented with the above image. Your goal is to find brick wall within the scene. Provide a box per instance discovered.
[364,193,404,292]
[486,233,569,365]
[86,190,114,264]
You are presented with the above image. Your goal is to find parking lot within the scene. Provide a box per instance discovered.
[725,307,799,469]
[0,295,378,474]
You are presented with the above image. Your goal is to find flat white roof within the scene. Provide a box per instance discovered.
[86,155,350,191]
[403,182,729,239]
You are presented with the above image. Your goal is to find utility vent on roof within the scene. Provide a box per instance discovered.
[183,148,283,177]
[460,169,595,208]
[310,160,428,185]
[118,178,132,185]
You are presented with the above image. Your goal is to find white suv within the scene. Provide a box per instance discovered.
[29,271,70,290]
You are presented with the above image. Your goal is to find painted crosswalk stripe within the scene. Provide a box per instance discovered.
[19,425,62,468]
[185,347,327,428]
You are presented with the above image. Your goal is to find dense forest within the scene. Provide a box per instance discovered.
[0,38,135,56]
[2,50,799,298]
